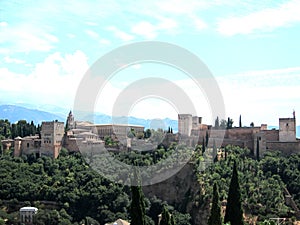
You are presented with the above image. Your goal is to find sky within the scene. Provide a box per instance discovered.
[0,0,300,127]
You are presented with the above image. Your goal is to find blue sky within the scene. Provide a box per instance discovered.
[0,0,300,127]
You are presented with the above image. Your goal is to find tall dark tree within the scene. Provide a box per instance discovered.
[214,117,219,129]
[130,169,146,225]
[227,117,233,129]
[202,137,206,154]
[205,130,209,147]
[160,205,171,225]
[256,137,260,161]
[224,161,244,225]
[208,183,222,225]
[239,115,242,128]
[213,139,217,162]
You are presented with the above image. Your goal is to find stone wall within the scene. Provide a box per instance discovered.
[266,141,300,155]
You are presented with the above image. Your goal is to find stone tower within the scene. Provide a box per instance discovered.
[40,121,64,158]
[66,110,75,130]
[14,137,22,157]
[178,114,193,136]
[279,111,296,142]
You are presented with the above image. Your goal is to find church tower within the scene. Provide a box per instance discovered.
[66,110,75,130]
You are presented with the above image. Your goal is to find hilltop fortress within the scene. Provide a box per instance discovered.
[1,111,299,158]
[178,112,300,157]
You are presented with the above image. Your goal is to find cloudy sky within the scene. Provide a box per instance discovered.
[1,0,300,127]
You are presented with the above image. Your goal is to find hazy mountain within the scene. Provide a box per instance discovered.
[0,105,65,124]
[0,105,178,131]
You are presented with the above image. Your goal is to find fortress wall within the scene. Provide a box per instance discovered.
[226,128,260,140]
[64,138,80,152]
[261,129,279,141]
[266,141,300,155]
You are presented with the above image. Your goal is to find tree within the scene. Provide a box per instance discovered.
[144,129,152,139]
[205,130,209,147]
[239,115,242,128]
[256,137,260,161]
[215,117,219,129]
[224,161,244,225]
[213,139,217,162]
[202,137,206,154]
[130,169,146,225]
[208,183,222,225]
[220,119,227,129]
[227,117,233,129]
[160,205,171,225]
[250,122,254,127]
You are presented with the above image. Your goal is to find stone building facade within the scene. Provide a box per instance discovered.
[40,121,64,158]
[181,113,299,156]
[1,121,64,159]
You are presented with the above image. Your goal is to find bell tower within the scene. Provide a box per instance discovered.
[66,110,75,130]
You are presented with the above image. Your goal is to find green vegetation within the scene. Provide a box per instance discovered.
[0,119,40,139]
[224,161,244,225]
[0,148,190,224]
[208,183,222,225]
[160,205,172,225]
[199,146,300,223]
[130,169,146,225]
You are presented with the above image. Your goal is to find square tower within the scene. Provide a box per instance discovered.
[279,117,296,142]
[41,121,64,158]
[178,114,193,136]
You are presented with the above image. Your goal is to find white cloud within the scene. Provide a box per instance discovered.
[0,21,8,27]
[131,21,157,39]
[107,26,135,42]
[85,21,98,26]
[3,56,25,64]
[85,30,99,39]
[217,0,300,36]
[131,17,178,39]
[216,67,300,126]
[0,50,89,106]
[0,24,59,53]
[85,30,111,45]
[189,15,208,30]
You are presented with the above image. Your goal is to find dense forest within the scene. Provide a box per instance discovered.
[0,148,191,225]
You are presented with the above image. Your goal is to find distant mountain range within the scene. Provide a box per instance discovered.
[0,105,65,124]
[0,105,179,132]
[1,104,299,137]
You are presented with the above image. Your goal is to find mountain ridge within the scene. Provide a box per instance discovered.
[0,104,179,131]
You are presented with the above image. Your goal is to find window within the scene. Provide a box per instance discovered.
[27,143,29,148]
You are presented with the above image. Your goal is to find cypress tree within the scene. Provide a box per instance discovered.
[256,137,260,161]
[208,183,222,225]
[160,205,171,225]
[130,169,146,225]
[213,139,217,162]
[215,117,219,129]
[202,137,206,154]
[239,115,242,128]
[205,130,209,147]
[224,161,244,225]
